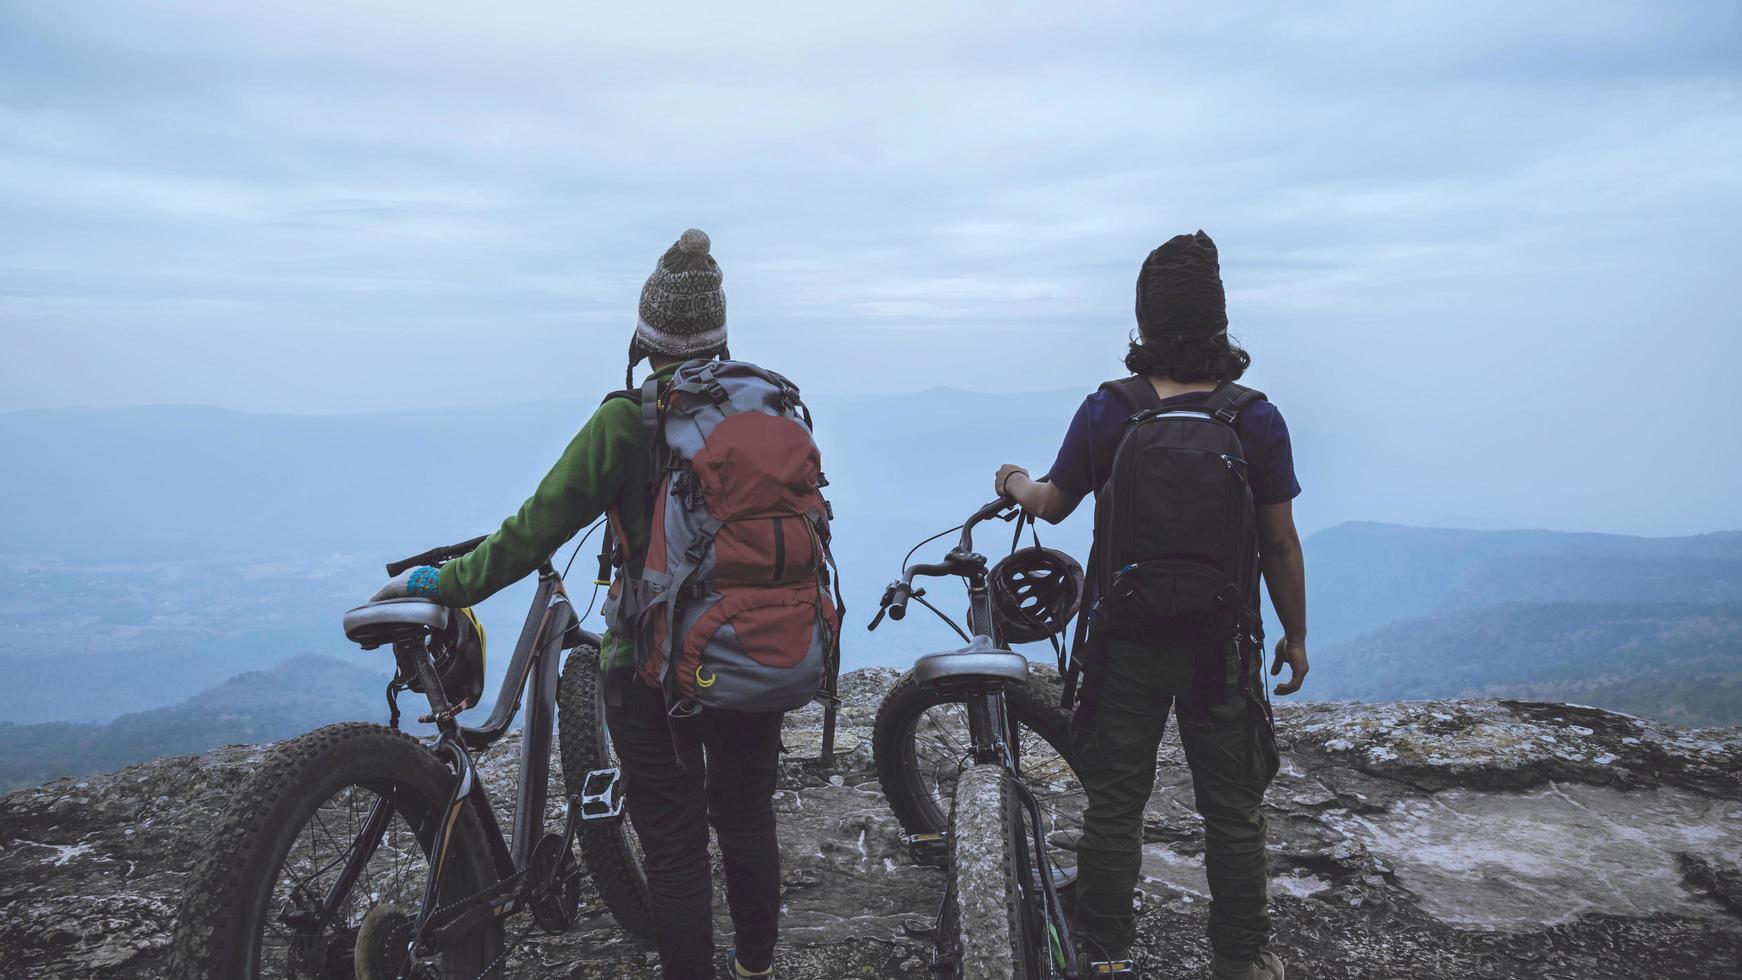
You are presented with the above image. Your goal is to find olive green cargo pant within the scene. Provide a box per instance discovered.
[1069,634,1279,961]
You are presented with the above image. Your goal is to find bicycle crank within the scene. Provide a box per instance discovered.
[354,902,436,980]
[527,832,584,933]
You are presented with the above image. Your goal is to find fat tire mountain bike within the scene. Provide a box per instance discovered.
[169,538,653,979]
[868,499,1089,979]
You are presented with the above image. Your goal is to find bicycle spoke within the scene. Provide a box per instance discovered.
[252,781,465,979]
[906,699,1088,891]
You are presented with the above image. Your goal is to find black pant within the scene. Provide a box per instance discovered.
[1070,636,1278,961]
[605,675,786,979]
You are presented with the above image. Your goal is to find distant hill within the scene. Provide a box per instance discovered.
[0,391,1094,722]
[0,654,408,792]
[4,398,1741,731]
[1303,522,1742,646]
[1311,600,1742,726]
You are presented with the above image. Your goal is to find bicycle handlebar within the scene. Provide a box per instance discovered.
[958,496,1017,554]
[386,534,490,576]
[867,498,1018,631]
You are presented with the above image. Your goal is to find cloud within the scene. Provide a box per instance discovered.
[1,0,1739,533]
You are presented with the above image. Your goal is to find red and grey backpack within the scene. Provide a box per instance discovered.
[599,359,842,722]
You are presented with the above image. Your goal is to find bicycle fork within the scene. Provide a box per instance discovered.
[1010,775,1080,978]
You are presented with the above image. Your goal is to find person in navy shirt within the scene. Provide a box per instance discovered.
[995,232,1307,980]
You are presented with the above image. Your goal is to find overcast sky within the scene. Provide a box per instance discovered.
[2,1,1739,533]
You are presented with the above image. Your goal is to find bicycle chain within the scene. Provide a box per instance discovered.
[395,857,607,980]
[383,868,526,980]
[464,900,609,980]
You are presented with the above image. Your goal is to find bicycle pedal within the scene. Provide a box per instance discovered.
[902,830,949,861]
[1086,960,1136,976]
[577,766,625,822]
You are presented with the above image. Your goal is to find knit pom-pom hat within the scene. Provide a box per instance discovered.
[634,228,727,359]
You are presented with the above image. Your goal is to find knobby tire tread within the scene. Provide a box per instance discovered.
[557,644,658,943]
[949,764,1029,980]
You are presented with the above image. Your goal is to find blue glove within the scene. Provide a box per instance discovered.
[371,565,443,602]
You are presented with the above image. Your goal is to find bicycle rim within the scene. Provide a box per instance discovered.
[258,781,488,979]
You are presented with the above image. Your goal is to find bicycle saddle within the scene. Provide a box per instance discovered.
[912,635,1030,688]
[343,597,449,650]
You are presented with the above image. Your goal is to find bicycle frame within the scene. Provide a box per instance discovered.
[315,558,597,967]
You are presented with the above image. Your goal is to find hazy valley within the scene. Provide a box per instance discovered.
[2,394,1738,787]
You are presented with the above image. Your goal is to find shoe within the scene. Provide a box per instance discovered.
[1210,950,1284,980]
[725,948,773,978]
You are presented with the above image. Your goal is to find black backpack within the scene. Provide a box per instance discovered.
[1064,377,1267,704]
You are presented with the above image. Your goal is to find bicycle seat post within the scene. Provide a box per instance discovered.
[395,636,456,727]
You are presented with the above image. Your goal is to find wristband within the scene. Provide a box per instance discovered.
[407,565,442,597]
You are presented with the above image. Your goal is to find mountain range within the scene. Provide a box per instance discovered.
[2,396,1738,783]
[0,654,409,793]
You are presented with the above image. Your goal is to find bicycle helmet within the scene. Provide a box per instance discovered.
[406,605,487,708]
[989,546,1084,644]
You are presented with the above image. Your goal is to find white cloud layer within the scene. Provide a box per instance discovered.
[2,0,1739,533]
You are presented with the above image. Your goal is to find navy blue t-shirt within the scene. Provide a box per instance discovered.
[1043,384,1302,505]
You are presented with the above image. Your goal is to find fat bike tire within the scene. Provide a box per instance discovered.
[873,667,1075,835]
[949,763,1038,980]
[168,722,503,979]
[557,643,657,943]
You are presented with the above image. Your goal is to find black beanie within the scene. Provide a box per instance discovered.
[1135,230,1228,339]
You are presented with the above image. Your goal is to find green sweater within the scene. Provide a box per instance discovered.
[437,365,677,666]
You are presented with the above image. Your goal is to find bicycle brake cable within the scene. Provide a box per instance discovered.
[902,522,965,570]
[561,518,608,580]
[911,592,971,643]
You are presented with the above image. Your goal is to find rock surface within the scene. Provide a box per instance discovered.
[3,669,1741,979]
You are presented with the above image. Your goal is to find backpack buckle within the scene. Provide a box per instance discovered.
[703,379,730,406]
[1214,406,1239,424]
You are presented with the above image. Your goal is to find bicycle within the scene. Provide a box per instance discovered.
[867,498,1091,979]
[169,535,654,979]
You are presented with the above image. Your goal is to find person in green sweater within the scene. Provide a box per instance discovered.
[372,229,785,980]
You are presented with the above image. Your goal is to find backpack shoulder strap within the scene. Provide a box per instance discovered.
[1200,382,1267,425]
[638,376,663,441]
[1098,376,1165,415]
[599,378,666,448]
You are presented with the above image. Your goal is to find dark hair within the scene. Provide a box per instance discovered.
[625,338,730,388]
[1123,331,1250,383]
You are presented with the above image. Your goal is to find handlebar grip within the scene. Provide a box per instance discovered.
[888,583,912,621]
[385,534,490,576]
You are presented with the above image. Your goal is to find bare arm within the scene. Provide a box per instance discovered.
[1256,500,1309,695]
[993,465,1084,524]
